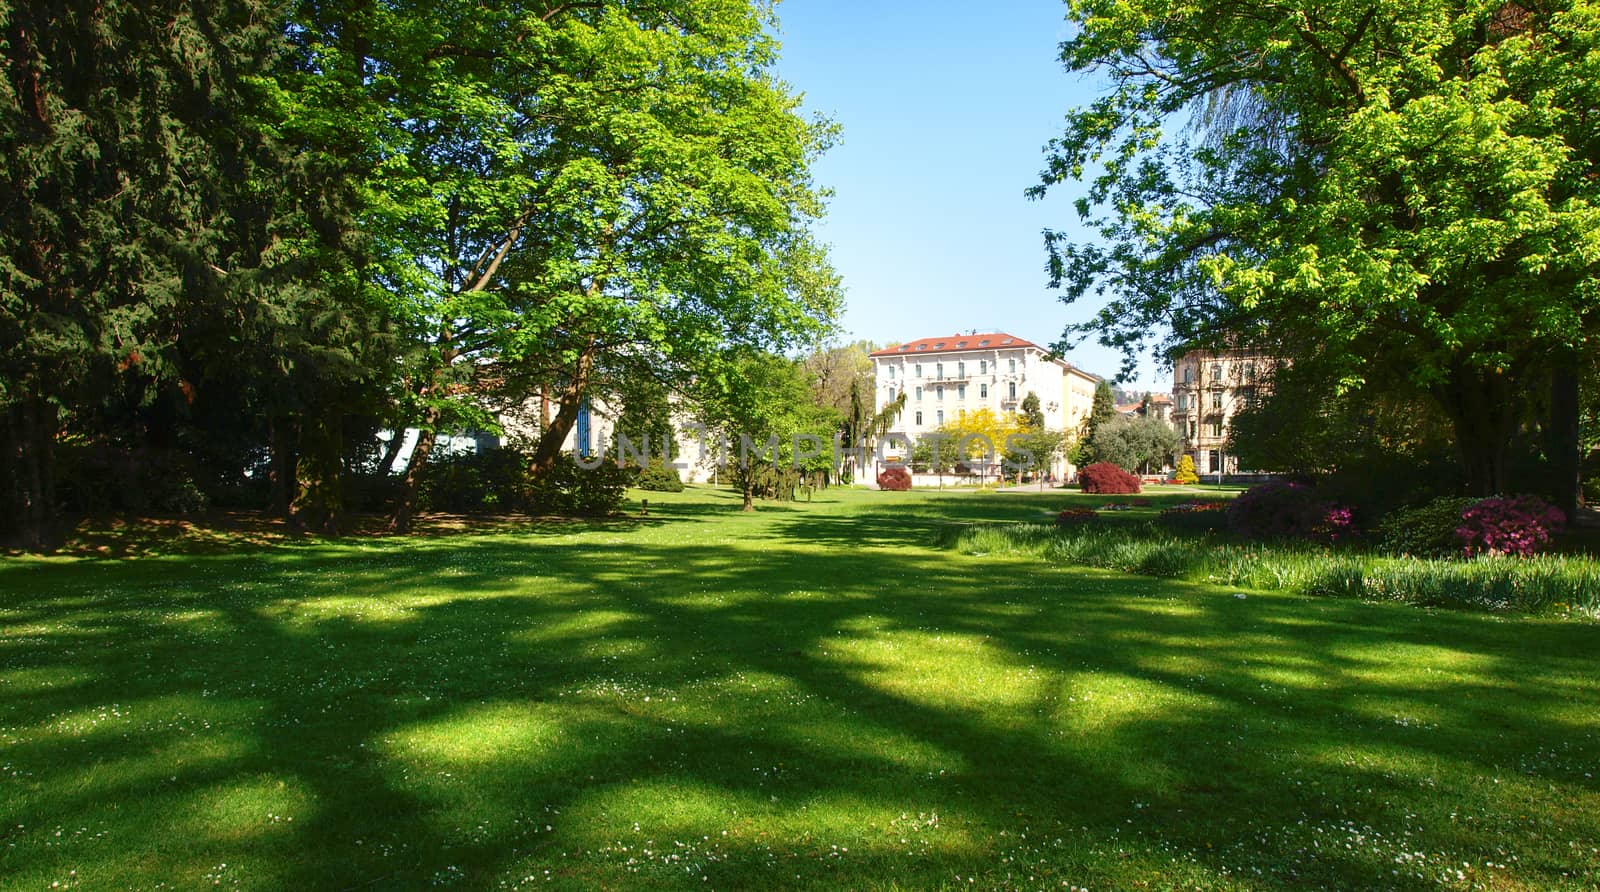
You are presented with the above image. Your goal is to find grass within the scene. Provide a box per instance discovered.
[1,485,1597,890]
[947,521,1600,616]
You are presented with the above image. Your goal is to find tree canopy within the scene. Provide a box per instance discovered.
[1,0,841,548]
[1037,0,1600,497]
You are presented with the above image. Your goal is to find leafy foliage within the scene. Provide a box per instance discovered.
[418,449,532,514]
[1038,0,1600,495]
[635,461,686,493]
[1376,497,1478,557]
[525,455,630,518]
[1088,415,1178,474]
[1228,481,1352,543]
[876,466,912,491]
[1173,455,1200,485]
[1080,462,1141,494]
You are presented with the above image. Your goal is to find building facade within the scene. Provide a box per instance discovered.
[1170,348,1272,477]
[869,332,1101,477]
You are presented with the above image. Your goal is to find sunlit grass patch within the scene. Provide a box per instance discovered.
[2,487,1597,889]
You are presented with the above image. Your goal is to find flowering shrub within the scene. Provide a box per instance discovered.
[1457,495,1565,557]
[1080,462,1141,494]
[876,466,912,491]
[1228,480,1352,543]
[1056,508,1097,526]
[1318,506,1358,544]
[1161,500,1228,516]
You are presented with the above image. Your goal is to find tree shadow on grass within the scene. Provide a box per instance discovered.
[1,499,1598,889]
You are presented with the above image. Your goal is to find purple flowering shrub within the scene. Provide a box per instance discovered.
[1318,505,1358,544]
[1228,480,1354,543]
[1457,495,1565,557]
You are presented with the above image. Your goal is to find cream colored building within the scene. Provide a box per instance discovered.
[870,332,1102,476]
[1171,348,1273,477]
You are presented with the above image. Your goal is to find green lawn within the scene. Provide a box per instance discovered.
[2,487,1597,890]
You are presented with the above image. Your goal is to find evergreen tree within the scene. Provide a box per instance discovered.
[0,0,313,548]
[1074,381,1118,466]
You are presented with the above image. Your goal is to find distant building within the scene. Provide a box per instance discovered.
[869,332,1103,478]
[1171,348,1273,477]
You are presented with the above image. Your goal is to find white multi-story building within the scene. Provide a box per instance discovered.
[869,332,1102,475]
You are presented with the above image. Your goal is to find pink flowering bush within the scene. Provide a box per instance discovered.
[1456,495,1565,557]
[1318,506,1358,544]
[1228,480,1355,544]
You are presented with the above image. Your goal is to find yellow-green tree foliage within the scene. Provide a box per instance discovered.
[1174,454,1200,484]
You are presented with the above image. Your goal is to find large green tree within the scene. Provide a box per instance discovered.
[1037,0,1600,501]
[0,0,343,547]
[291,0,840,530]
[694,351,825,511]
[1089,415,1180,475]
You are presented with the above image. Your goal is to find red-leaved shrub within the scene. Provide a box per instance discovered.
[877,466,912,491]
[1080,462,1141,494]
[1056,508,1097,526]
[1457,495,1565,557]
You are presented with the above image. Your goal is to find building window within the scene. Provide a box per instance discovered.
[936,410,944,425]
[935,362,944,380]
[980,383,988,398]
[915,363,922,378]
[887,365,895,380]
[980,359,987,374]
[957,361,965,378]
[936,385,944,400]
[1008,381,1017,399]
[1244,361,1255,381]
[1183,366,1193,384]
[915,386,922,400]
[1208,448,1222,472]
[1008,357,1017,373]
[1211,364,1222,383]
[1189,420,1198,438]
[1177,394,1186,410]
[915,411,923,425]
[958,384,966,399]
[1211,391,1222,410]
[1212,421,1224,437]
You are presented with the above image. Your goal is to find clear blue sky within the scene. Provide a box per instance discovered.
[772,0,1165,390]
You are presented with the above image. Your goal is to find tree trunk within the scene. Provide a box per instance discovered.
[532,394,584,473]
[391,422,436,535]
[530,341,598,474]
[377,427,406,475]
[742,483,754,511]
[269,417,298,522]
[1547,355,1581,519]
[293,411,345,536]
[1434,364,1522,497]
[4,395,60,551]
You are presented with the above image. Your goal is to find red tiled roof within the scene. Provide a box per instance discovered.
[870,333,1043,357]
